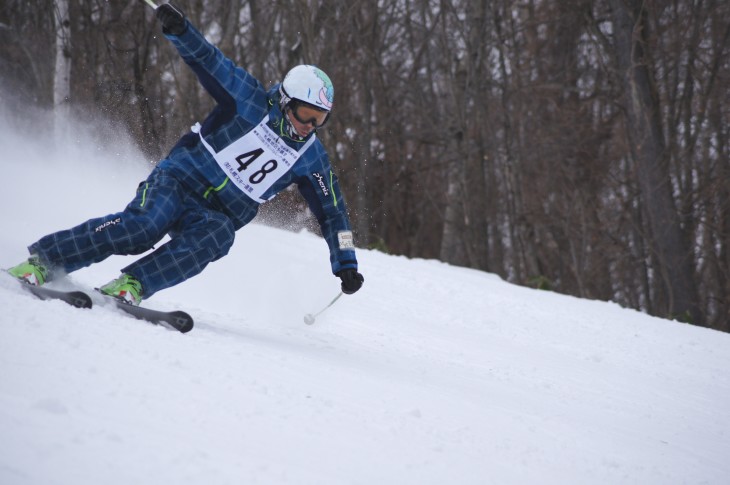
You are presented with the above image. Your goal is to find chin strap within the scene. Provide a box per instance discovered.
[283,112,305,141]
[277,116,306,142]
[277,86,309,142]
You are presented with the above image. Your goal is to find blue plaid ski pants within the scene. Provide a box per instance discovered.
[30,167,236,299]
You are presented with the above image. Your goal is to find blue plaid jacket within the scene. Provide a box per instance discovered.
[157,21,358,275]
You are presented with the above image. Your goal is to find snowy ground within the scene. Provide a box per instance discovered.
[1,111,729,485]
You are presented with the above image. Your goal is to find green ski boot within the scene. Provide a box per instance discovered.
[7,255,49,286]
[99,274,143,306]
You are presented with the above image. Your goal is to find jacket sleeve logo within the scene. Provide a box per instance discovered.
[313,172,330,197]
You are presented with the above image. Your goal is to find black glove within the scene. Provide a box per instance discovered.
[337,269,364,295]
[156,3,187,36]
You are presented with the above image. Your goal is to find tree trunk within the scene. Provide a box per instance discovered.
[53,0,71,146]
[609,0,702,324]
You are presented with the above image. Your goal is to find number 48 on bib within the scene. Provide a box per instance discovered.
[198,115,316,203]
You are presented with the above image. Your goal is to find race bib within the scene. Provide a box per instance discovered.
[197,115,315,203]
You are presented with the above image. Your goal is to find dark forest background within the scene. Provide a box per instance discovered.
[1,0,729,331]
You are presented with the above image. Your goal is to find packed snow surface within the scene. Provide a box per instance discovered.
[1,113,729,485]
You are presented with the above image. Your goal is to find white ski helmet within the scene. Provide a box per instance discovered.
[280,65,334,112]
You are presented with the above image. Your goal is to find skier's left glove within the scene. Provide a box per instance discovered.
[337,269,364,295]
[156,3,187,36]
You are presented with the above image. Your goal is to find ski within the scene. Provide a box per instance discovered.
[13,279,93,309]
[101,294,194,333]
[6,271,192,333]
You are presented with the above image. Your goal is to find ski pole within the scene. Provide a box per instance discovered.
[303,292,343,325]
[140,0,159,10]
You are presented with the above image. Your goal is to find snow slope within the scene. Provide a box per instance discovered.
[1,112,729,485]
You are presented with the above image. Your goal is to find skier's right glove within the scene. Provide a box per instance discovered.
[337,269,364,295]
[156,3,187,36]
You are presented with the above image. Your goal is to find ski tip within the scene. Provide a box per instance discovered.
[15,280,93,310]
[169,311,194,333]
[68,291,93,309]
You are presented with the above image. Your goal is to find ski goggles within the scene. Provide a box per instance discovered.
[290,102,330,128]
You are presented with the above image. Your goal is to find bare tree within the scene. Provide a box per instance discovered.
[609,0,701,323]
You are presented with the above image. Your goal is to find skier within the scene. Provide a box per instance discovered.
[7,3,364,305]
